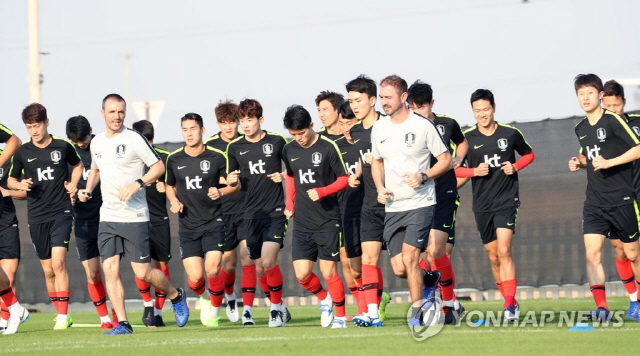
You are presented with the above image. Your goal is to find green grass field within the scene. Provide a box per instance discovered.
[1,297,638,355]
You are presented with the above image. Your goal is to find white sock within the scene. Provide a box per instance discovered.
[210,306,220,319]
[630,291,638,302]
[271,302,282,311]
[0,318,8,327]
[100,315,111,323]
[143,300,153,308]
[57,314,68,322]
[322,294,332,305]
[225,292,236,301]
[243,306,252,314]
[154,308,162,316]
[8,303,21,314]
[367,303,379,318]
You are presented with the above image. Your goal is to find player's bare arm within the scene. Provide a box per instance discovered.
[7,177,32,192]
[348,157,362,188]
[0,185,26,200]
[593,144,640,171]
[371,157,391,204]
[118,159,164,203]
[452,139,469,169]
[403,151,452,189]
[78,167,100,201]
[0,134,20,168]
[65,161,84,196]
[165,184,183,213]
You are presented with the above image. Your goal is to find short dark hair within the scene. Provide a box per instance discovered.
[315,91,344,110]
[339,100,355,119]
[470,89,495,108]
[346,75,377,98]
[102,93,126,109]
[603,80,625,100]
[66,115,92,142]
[574,74,603,93]
[283,105,312,130]
[407,80,433,106]
[132,120,155,141]
[22,103,47,124]
[180,112,204,129]
[238,99,263,119]
[215,100,240,123]
[380,75,408,95]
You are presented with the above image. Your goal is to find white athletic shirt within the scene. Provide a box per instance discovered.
[90,127,160,222]
[371,111,448,212]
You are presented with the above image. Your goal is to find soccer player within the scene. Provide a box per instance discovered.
[601,79,640,319]
[316,91,344,141]
[370,75,451,326]
[205,100,256,325]
[406,80,467,324]
[346,75,389,326]
[455,89,535,322]
[568,74,640,321]
[226,99,289,327]
[165,113,240,328]
[66,116,113,329]
[131,120,172,327]
[8,104,83,330]
[0,267,28,335]
[78,94,189,335]
[282,105,349,328]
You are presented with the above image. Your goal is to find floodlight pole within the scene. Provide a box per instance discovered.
[27,0,41,103]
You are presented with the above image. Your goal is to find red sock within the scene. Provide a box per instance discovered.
[362,264,378,307]
[111,307,119,325]
[265,265,284,305]
[355,278,367,315]
[48,291,59,313]
[87,281,108,317]
[188,278,206,296]
[241,265,257,308]
[434,255,455,302]
[376,266,384,305]
[221,269,236,296]
[419,258,430,271]
[208,275,224,308]
[0,287,17,308]
[326,274,346,318]
[0,299,9,321]
[590,284,608,309]
[502,279,517,308]
[155,265,170,310]
[258,275,271,299]
[496,282,505,298]
[299,273,328,300]
[615,258,637,295]
[57,291,70,315]
[134,276,152,302]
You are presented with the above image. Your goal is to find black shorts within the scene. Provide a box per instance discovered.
[98,221,151,263]
[150,221,172,262]
[583,203,640,243]
[0,224,20,260]
[383,206,434,258]
[244,215,287,260]
[342,216,362,258]
[74,220,100,261]
[292,230,342,262]
[223,213,244,252]
[447,227,456,246]
[432,196,459,237]
[179,218,225,259]
[474,204,519,245]
[29,215,73,260]
[360,208,385,243]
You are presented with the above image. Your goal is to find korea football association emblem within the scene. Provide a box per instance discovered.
[200,160,210,173]
[116,144,126,157]
[50,150,62,164]
[497,138,508,151]
[597,128,606,142]
[312,152,322,166]
[262,143,274,157]
[633,126,640,137]
[436,125,445,136]
[405,132,416,146]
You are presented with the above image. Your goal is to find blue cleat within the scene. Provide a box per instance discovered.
[104,324,133,335]
[626,301,639,320]
[422,270,441,309]
[593,307,611,322]
[408,316,424,327]
[171,287,190,327]
[370,317,383,327]
[352,315,372,327]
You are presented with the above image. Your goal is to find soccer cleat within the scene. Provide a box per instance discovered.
[171,288,190,327]
[408,316,424,327]
[268,308,285,327]
[443,303,465,325]
[284,306,292,323]
[370,316,383,327]
[154,315,166,327]
[225,299,239,323]
[100,321,113,329]
[104,324,133,335]
[378,292,390,322]
[199,296,212,326]
[53,315,73,330]
[504,302,520,322]
[320,298,334,328]
[626,301,639,320]
[242,310,255,325]
[142,306,155,327]
[331,317,347,329]
[3,306,29,335]
[206,316,221,328]
[422,270,442,307]
[352,315,371,327]
[594,307,611,322]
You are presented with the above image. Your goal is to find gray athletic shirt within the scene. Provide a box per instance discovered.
[90,127,160,222]
[371,111,448,212]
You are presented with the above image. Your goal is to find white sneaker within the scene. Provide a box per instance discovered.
[504,302,520,322]
[242,308,255,325]
[320,297,334,328]
[268,304,285,328]
[225,294,239,323]
[4,305,29,335]
[331,317,347,329]
[199,296,212,326]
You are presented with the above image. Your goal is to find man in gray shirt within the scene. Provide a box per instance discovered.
[371,75,451,326]
[79,94,189,335]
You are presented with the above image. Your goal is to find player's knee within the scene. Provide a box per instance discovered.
[585,250,601,263]
[615,248,628,261]
[51,258,66,273]
[86,270,101,284]
[488,254,500,267]
[295,270,311,281]
[402,253,418,268]
[261,258,276,270]
[208,265,222,278]
[222,264,236,275]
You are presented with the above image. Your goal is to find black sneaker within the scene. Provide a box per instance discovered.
[142,306,155,327]
[154,315,165,327]
[443,303,465,325]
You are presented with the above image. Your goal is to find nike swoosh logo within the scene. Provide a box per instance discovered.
[218,243,225,247]
[630,232,638,239]
[417,239,424,242]
[443,224,451,228]
[273,235,282,239]
[140,255,150,260]
[291,158,300,161]
[507,222,515,226]
[354,139,360,143]
[474,144,484,149]
[28,158,37,162]
[63,240,70,244]
[177,166,187,170]
[380,138,388,143]
[341,152,347,155]
[580,135,587,140]
[240,151,250,155]
[331,251,339,256]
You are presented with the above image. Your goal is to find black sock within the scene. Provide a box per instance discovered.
[119,320,133,331]
[170,288,183,304]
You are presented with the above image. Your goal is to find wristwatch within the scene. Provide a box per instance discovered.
[420,172,429,184]
[135,179,145,188]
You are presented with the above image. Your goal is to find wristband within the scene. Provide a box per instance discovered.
[136,179,145,188]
